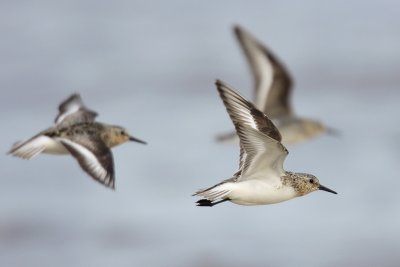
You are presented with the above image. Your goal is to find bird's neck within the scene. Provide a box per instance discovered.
[281,172,304,196]
[101,127,124,148]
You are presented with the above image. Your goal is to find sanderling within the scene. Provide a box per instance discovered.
[195,80,336,206]
[8,94,146,189]
[217,25,337,144]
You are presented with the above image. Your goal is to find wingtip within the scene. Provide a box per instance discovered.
[233,24,243,35]
[63,93,82,103]
[215,79,224,86]
[70,92,82,99]
[99,178,115,190]
[108,182,116,190]
[6,150,16,157]
[215,79,229,93]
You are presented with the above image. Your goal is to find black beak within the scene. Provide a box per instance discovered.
[318,184,337,194]
[326,127,340,137]
[129,136,147,145]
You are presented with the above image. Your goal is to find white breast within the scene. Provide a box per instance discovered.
[228,180,297,205]
[42,138,69,154]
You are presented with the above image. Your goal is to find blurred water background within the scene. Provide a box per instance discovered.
[1,0,400,266]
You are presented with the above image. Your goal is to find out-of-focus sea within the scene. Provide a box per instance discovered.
[1,1,400,266]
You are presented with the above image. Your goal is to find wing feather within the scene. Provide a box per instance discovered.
[215,80,288,182]
[234,25,293,118]
[57,137,115,189]
[55,94,98,126]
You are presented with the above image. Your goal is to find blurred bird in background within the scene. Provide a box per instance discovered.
[217,25,337,144]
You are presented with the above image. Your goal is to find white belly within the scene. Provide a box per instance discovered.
[228,180,297,205]
[10,135,69,159]
[42,138,69,154]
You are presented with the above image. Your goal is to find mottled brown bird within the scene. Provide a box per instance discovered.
[8,94,146,189]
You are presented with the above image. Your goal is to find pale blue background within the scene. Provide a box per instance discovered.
[1,1,400,266]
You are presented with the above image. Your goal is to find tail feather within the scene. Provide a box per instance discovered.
[203,189,229,200]
[193,179,234,207]
[196,199,214,206]
[8,136,49,159]
[196,198,230,207]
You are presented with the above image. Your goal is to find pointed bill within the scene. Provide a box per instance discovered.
[318,184,337,194]
[326,127,341,137]
[129,136,147,145]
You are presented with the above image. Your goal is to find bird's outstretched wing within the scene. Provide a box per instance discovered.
[57,135,115,189]
[215,80,288,182]
[55,94,98,126]
[234,25,293,119]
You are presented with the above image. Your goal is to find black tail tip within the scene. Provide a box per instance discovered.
[196,199,214,207]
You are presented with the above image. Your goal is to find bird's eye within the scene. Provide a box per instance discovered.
[309,179,314,184]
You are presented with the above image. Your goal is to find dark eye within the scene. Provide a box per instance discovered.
[309,179,314,184]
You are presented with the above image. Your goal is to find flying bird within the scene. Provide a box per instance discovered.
[8,94,146,189]
[195,80,336,206]
[217,25,336,144]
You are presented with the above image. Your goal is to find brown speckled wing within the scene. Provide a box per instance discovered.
[234,25,293,118]
[57,135,115,189]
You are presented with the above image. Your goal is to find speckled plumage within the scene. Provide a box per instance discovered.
[194,80,336,207]
[281,172,320,196]
[8,94,146,189]
[45,122,131,148]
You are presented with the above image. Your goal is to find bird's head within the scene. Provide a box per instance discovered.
[291,173,337,196]
[302,119,340,138]
[105,126,147,147]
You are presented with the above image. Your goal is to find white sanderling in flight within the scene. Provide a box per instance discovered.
[217,25,337,144]
[195,80,336,206]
